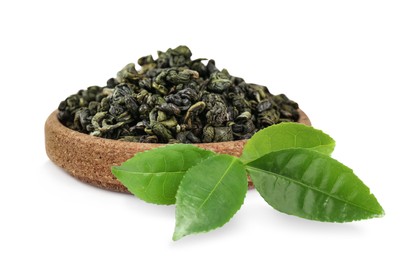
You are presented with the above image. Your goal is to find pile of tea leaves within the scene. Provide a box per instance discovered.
[58,45,299,143]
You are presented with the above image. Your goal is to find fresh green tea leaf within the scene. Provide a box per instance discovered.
[240,122,335,164]
[111,144,215,205]
[173,154,247,240]
[247,148,384,222]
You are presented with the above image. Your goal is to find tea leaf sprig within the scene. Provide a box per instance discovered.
[111,123,384,240]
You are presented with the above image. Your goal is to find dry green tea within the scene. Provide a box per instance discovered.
[58,46,299,143]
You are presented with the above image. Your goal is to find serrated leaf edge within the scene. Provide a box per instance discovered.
[247,148,385,222]
[248,166,383,218]
[241,122,336,164]
[110,144,217,205]
[172,155,247,241]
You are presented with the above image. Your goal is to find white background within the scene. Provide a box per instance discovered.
[1,0,415,259]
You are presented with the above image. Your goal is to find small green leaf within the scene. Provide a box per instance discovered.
[111,144,215,205]
[173,154,247,241]
[240,122,335,164]
[247,148,384,222]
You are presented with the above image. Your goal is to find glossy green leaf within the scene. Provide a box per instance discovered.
[247,148,384,222]
[173,154,247,240]
[240,122,335,164]
[111,144,215,205]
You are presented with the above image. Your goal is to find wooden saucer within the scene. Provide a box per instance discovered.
[45,109,311,193]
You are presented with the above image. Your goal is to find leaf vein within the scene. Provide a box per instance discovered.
[198,157,238,210]
[246,166,380,215]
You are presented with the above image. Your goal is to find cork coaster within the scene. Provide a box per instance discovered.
[44,109,311,193]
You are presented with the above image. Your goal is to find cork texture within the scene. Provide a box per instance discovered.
[45,109,311,193]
